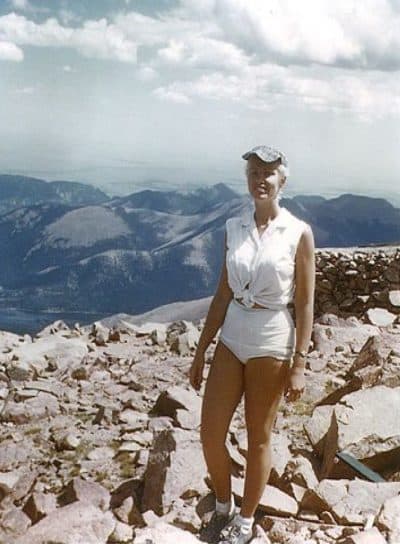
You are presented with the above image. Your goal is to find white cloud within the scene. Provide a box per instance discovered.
[136,65,158,81]
[113,10,210,48]
[152,87,192,104]
[185,37,251,70]
[1,2,399,70]
[73,18,137,63]
[62,64,73,72]
[156,35,251,71]
[1,2,399,120]
[58,9,80,26]
[171,0,400,71]
[9,0,50,14]
[9,0,29,10]
[115,11,246,72]
[153,63,400,121]
[15,85,35,94]
[0,39,23,60]
[158,39,186,63]
[0,13,137,63]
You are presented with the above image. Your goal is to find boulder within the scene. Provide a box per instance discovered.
[0,503,31,540]
[366,308,396,327]
[1,391,60,424]
[283,455,319,491]
[346,333,400,388]
[58,477,110,510]
[301,478,400,525]
[142,428,208,515]
[108,519,134,543]
[8,336,88,376]
[305,386,400,475]
[36,320,70,337]
[376,494,400,544]
[388,290,400,307]
[150,385,202,430]
[232,476,298,517]
[318,332,400,405]
[14,501,115,544]
[22,491,57,524]
[312,322,378,356]
[340,527,387,543]
[134,521,201,543]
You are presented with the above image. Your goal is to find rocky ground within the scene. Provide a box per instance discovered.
[0,306,399,543]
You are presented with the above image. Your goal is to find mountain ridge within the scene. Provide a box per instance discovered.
[0,175,399,322]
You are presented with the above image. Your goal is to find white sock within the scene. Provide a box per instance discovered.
[215,495,234,515]
[234,513,254,532]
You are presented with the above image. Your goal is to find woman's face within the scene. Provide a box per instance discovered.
[246,156,285,201]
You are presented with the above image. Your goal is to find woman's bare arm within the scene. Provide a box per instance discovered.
[293,224,316,370]
[196,232,233,355]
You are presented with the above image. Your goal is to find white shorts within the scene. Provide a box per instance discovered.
[219,299,296,365]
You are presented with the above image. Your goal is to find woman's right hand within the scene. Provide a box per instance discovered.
[189,351,206,391]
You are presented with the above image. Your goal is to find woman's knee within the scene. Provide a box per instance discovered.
[247,435,272,458]
[200,420,228,451]
[246,425,274,452]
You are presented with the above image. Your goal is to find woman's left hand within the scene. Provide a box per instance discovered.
[284,366,305,402]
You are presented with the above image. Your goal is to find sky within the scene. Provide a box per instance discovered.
[0,0,400,203]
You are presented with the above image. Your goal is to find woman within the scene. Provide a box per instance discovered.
[189,145,315,544]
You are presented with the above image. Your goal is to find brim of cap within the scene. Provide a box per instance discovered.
[242,150,287,166]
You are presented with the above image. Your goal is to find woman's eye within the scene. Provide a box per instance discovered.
[249,170,274,177]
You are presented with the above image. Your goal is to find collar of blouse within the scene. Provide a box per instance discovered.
[240,207,290,232]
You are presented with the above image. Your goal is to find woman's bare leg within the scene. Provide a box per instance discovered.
[200,341,244,502]
[240,356,290,518]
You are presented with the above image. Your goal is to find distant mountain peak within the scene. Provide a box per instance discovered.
[113,183,239,215]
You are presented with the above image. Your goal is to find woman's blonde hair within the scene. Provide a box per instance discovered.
[245,162,290,181]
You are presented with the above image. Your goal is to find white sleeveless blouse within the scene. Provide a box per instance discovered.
[225,206,309,309]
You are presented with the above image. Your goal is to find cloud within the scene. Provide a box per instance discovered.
[171,0,400,71]
[152,87,192,104]
[156,36,251,71]
[0,40,23,60]
[157,39,186,63]
[58,9,81,26]
[153,63,400,121]
[2,2,400,70]
[115,11,247,72]
[113,10,209,48]
[136,65,158,81]
[15,85,35,93]
[9,0,50,14]
[9,0,30,10]
[1,2,399,120]
[0,13,137,63]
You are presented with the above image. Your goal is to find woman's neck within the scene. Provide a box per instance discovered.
[254,200,281,224]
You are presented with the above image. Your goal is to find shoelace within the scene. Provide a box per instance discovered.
[221,522,245,540]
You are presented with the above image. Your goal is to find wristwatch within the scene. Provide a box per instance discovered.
[294,349,307,358]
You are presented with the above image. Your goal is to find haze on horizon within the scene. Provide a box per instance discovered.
[0,0,399,203]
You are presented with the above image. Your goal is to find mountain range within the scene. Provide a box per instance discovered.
[0,174,399,318]
[0,175,108,216]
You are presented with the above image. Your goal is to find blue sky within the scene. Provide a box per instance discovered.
[0,0,400,203]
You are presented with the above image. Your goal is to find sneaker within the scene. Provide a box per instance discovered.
[199,507,236,543]
[218,519,253,544]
